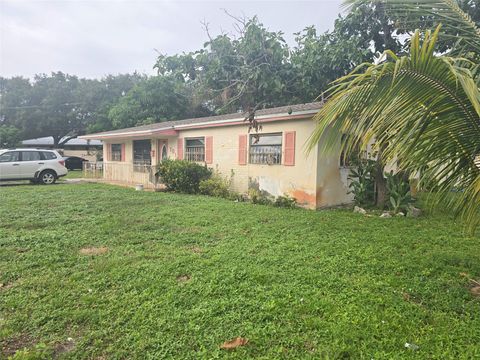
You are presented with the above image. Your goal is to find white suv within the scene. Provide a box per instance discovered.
[0,149,68,184]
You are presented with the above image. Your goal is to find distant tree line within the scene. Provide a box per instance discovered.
[1,1,478,147]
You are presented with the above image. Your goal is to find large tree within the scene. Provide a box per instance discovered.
[291,2,405,102]
[108,76,211,129]
[78,73,145,134]
[155,16,294,117]
[154,9,407,130]
[0,72,143,145]
[310,0,480,232]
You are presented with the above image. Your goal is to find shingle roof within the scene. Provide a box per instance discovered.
[82,101,323,138]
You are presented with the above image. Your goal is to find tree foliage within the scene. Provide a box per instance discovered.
[0,72,143,145]
[154,6,403,117]
[0,125,21,148]
[108,76,211,129]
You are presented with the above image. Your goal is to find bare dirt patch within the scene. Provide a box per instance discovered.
[1,334,35,357]
[53,339,75,358]
[470,286,480,297]
[176,274,191,283]
[188,246,203,254]
[220,337,249,350]
[79,247,109,256]
[0,282,14,291]
[460,272,480,298]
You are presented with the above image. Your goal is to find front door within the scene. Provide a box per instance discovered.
[158,140,168,162]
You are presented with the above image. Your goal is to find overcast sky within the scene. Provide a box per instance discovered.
[0,0,343,79]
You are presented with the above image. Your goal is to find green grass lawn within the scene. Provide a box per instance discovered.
[61,170,85,180]
[61,170,103,181]
[1,183,479,359]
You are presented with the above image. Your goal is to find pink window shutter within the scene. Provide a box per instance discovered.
[205,136,213,164]
[284,131,296,166]
[121,144,125,162]
[177,138,184,160]
[238,134,247,165]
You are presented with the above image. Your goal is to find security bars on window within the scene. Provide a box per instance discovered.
[133,140,151,172]
[249,133,282,165]
[185,138,205,162]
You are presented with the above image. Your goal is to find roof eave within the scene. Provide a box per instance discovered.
[79,109,318,140]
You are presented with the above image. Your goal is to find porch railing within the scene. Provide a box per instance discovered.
[82,161,104,178]
[133,160,152,173]
[100,162,160,187]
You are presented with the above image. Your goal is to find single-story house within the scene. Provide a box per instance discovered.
[80,102,353,209]
[21,137,102,162]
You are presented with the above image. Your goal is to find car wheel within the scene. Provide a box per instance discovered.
[39,170,57,185]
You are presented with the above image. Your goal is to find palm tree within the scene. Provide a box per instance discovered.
[309,0,480,232]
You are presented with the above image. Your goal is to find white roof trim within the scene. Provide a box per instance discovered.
[79,108,318,140]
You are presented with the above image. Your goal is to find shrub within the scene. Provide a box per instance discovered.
[273,194,297,208]
[386,171,413,213]
[347,157,376,207]
[156,159,211,193]
[248,188,274,205]
[199,172,231,198]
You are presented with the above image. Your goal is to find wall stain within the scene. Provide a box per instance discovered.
[290,189,316,208]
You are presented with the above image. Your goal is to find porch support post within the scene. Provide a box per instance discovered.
[151,139,158,166]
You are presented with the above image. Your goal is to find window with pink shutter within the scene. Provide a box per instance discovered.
[177,138,184,160]
[205,136,213,164]
[284,131,296,166]
[238,135,247,165]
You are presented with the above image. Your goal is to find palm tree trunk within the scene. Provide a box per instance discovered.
[375,149,387,209]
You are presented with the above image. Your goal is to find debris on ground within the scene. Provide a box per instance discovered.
[404,342,419,351]
[407,206,422,218]
[220,337,249,350]
[353,206,367,214]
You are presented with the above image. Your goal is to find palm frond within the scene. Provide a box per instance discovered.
[309,26,480,233]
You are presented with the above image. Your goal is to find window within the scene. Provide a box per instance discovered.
[249,133,282,165]
[41,151,57,160]
[21,151,41,161]
[133,140,151,172]
[185,138,205,162]
[111,144,122,161]
[0,151,20,163]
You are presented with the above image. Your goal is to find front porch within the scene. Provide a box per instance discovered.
[99,136,177,189]
[103,162,161,189]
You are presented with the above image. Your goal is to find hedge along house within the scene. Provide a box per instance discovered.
[80,102,353,209]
